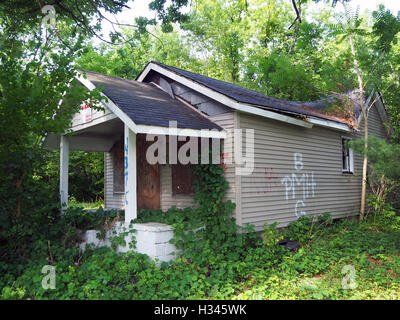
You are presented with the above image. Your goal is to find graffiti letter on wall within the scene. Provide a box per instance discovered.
[294,153,303,171]
[281,176,293,200]
[281,153,316,218]
[295,200,306,218]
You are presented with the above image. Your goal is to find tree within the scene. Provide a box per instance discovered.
[0,0,195,241]
[350,136,400,210]
[77,25,201,79]
[336,1,400,219]
[181,0,250,83]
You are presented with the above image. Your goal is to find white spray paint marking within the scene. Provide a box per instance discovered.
[281,153,316,218]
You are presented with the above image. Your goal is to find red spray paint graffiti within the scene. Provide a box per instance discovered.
[251,168,279,195]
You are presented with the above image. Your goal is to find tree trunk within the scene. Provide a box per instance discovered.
[360,119,368,220]
[349,33,368,221]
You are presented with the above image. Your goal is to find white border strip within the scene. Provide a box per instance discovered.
[135,124,226,138]
[236,103,313,128]
[308,117,351,132]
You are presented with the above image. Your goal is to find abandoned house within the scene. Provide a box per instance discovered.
[44,61,390,232]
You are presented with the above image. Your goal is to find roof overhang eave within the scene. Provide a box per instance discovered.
[75,72,226,138]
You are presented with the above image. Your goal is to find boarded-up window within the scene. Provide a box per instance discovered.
[170,137,197,195]
[171,164,194,195]
[112,139,124,193]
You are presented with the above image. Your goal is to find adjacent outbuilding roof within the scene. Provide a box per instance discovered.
[82,70,222,131]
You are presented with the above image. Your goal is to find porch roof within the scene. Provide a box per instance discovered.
[82,70,222,131]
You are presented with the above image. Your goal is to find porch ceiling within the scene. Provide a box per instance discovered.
[43,118,124,152]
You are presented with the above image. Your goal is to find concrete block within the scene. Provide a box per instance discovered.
[154,230,175,244]
[78,222,178,263]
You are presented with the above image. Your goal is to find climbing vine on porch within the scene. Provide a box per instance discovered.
[175,162,258,277]
[137,160,259,272]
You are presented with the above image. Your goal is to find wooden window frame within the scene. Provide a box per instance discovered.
[342,137,354,174]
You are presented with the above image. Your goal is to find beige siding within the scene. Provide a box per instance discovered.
[103,112,237,212]
[238,103,387,231]
[210,112,239,221]
[209,112,237,204]
[104,152,125,209]
[70,103,114,130]
[359,102,388,139]
[159,112,237,212]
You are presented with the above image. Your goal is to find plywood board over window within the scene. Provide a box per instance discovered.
[171,163,194,195]
[170,138,202,195]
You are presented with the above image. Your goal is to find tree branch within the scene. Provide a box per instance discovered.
[289,0,302,30]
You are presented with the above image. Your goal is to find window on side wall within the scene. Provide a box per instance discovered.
[342,137,354,174]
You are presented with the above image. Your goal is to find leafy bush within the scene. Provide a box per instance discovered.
[284,212,334,245]
[366,195,400,231]
[349,136,400,209]
[261,222,284,247]
[1,159,399,300]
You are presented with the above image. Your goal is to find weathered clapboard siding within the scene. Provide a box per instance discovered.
[358,101,388,140]
[70,103,115,131]
[103,111,237,212]
[104,152,124,209]
[238,102,387,231]
[159,112,237,213]
[210,112,239,221]
[154,77,238,213]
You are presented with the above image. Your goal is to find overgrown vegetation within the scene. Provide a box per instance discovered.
[1,0,400,301]
[1,160,399,300]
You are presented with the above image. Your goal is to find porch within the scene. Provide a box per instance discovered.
[43,70,226,260]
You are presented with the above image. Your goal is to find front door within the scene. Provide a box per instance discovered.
[136,134,160,210]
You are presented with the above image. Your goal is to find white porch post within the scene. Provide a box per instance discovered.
[124,124,137,225]
[60,135,69,212]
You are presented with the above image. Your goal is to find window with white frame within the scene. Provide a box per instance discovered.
[342,137,354,173]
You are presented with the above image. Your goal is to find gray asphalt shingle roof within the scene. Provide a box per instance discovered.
[82,70,222,131]
[145,61,359,124]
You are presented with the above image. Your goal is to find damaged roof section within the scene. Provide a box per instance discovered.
[143,61,369,127]
[81,70,223,131]
[287,89,367,128]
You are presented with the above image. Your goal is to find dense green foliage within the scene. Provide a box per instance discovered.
[42,150,105,203]
[1,209,399,300]
[1,0,400,301]
[1,159,399,300]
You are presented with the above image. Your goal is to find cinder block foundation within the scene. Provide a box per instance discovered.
[79,222,179,264]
